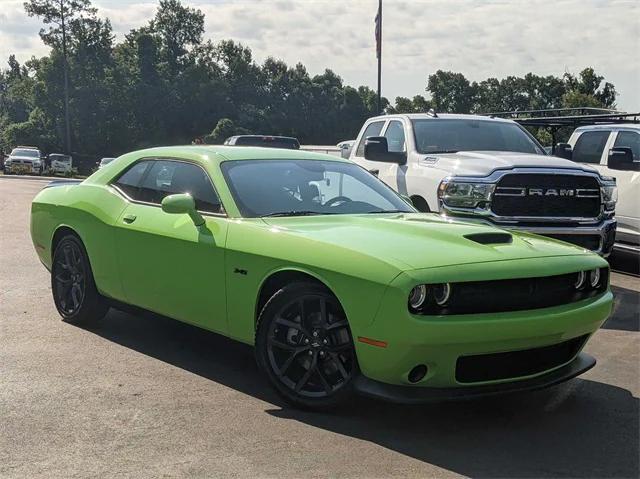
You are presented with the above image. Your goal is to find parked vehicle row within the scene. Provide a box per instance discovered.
[3,146,74,176]
[31,146,612,409]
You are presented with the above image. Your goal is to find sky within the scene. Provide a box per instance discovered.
[1,0,638,111]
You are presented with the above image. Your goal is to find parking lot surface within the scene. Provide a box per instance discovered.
[1,177,638,478]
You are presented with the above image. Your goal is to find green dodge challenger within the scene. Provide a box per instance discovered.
[30,146,613,408]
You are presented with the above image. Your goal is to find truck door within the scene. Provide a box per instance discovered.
[378,120,408,195]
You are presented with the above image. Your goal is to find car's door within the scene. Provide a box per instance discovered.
[111,158,229,334]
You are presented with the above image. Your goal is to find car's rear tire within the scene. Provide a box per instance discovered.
[255,282,358,410]
[51,234,108,325]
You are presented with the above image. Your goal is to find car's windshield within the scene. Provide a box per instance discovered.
[221,159,414,217]
[11,148,40,158]
[51,155,71,163]
[412,119,544,155]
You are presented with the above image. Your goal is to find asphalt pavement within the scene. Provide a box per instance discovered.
[1,177,638,478]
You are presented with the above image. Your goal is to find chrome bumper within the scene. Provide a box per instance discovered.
[502,219,617,257]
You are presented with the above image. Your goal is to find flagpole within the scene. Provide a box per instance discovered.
[377,0,382,114]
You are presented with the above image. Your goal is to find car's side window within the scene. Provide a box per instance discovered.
[113,161,152,198]
[572,131,610,164]
[384,120,406,153]
[355,121,385,157]
[612,131,640,162]
[137,160,223,214]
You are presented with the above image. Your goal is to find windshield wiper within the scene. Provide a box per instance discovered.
[365,210,409,214]
[261,210,329,217]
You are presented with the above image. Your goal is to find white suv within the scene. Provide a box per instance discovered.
[557,124,639,254]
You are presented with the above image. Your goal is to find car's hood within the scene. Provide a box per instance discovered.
[428,151,599,177]
[261,213,591,271]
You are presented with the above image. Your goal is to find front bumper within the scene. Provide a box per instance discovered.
[443,213,617,257]
[354,352,595,404]
[353,263,612,389]
[501,219,617,257]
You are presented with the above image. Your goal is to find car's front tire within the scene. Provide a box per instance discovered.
[51,234,108,325]
[256,283,358,410]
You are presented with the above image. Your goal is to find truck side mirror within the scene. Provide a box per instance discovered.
[364,136,407,165]
[608,147,639,171]
[555,143,573,160]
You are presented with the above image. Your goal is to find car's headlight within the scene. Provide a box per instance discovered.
[438,179,495,208]
[601,183,617,212]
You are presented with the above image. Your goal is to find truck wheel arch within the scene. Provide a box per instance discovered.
[410,195,430,212]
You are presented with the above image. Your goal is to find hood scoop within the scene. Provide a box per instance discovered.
[464,232,513,245]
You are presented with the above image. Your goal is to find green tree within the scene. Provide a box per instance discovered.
[24,0,97,153]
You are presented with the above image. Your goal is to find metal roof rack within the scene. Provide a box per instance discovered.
[485,108,640,153]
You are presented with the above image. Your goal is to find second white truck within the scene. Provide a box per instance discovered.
[349,113,618,256]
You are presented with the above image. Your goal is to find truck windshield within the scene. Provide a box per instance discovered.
[412,119,544,155]
[11,149,40,157]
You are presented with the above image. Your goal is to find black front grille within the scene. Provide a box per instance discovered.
[456,335,588,383]
[492,174,601,218]
[413,268,608,316]
[546,234,602,251]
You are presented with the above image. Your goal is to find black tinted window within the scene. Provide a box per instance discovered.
[573,131,610,164]
[136,160,222,213]
[613,131,640,162]
[114,161,151,198]
[355,121,385,156]
[412,119,542,155]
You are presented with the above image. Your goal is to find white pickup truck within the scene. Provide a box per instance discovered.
[555,124,639,254]
[349,113,618,256]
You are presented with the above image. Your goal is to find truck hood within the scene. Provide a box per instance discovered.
[428,151,599,178]
[262,213,592,271]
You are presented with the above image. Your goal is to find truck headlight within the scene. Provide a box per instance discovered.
[601,184,617,212]
[438,179,495,208]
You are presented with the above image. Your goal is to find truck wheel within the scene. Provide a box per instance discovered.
[411,196,430,212]
[51,234,108,325]
[255,283,357,409]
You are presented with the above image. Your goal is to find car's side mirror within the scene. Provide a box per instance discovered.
[555,143,573,160]
[161,193,205,226]
[364,136,407,165]
[608,147,639,171]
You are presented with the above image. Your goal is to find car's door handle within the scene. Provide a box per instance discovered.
[123,214,137,224]
[369,169,379,177]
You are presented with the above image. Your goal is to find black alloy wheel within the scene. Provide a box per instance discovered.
[256,283,357,409]
[51,234,108,324]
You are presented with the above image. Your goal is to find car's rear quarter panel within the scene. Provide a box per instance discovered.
[31,183,129,301]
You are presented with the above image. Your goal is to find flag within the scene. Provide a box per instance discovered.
[374,5,381,59]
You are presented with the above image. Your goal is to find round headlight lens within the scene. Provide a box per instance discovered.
[408,285,427,310]
[589,269,601,288]
[574,271,586,290]
[433,283,451,306]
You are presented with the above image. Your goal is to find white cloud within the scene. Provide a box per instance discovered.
[0,0,638,110]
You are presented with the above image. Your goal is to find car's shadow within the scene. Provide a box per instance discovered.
[81,308,639,478]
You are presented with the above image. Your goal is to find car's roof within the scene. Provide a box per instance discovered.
[574,124,640,132]
[366,113,515,124]
[126,145,349,165]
